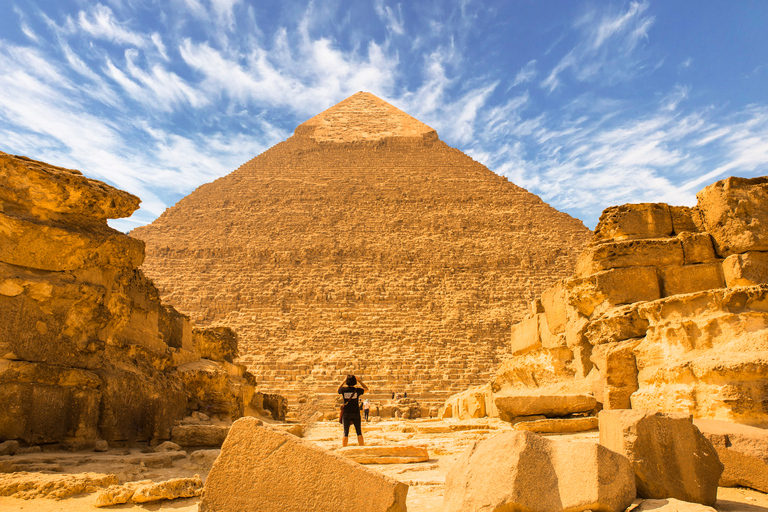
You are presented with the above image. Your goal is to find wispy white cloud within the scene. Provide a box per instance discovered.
[374,0,405,35]
[512,60,537,87]
[542,1,654,92]
[75,3,147,47]
[151,33,169,60]
[14,6,41,44]
[209,0,243,31]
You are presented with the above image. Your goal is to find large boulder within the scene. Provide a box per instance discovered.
[171,424,230,447]
[199,417,408,512]
[441,385,494,420]
[694,418,768,493]
[723,251,768,286]
[696,176,768,256]
[567,266,661,318]
[592,203,674,243]
[599,410,723,506]
[576,238,683,276]
[444,430,635,512]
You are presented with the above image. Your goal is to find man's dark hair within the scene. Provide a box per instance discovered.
[346,375,357,386]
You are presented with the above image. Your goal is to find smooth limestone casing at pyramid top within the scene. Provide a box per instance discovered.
[131,92,592,409]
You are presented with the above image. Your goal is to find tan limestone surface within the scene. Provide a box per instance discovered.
[443,429,636,512]
[0,151,284,447]
[199,417,408,512]
[599,410,723,506]
[131,92,591,408]
[694,418,768,493]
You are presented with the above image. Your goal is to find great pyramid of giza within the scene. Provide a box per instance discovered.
[131,92,591,409]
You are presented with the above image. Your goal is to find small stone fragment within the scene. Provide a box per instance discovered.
[0,440,19,456]
[154,441,183,452]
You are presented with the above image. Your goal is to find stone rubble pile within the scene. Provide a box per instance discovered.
[0,152,285,449]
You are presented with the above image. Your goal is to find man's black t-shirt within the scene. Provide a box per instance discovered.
[339,386,364,416]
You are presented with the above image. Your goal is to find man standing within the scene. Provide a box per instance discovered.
[338,375,369,447]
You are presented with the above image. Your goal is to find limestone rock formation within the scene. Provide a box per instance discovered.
[443,430,636,512]
[453,175,768,428]
[94,476,202,507]
[199,417,408,512]
[599,410,723,506]
[694,418,768,493]
[131,92,591,410]
[696,176,768,256]
[0,152,284,447]
[0,471,118,499]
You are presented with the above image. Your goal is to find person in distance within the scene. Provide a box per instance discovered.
[338,374,369,447]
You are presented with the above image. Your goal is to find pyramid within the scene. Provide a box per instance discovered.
[131,92,591,410]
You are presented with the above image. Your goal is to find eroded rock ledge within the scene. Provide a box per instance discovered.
[0,151,284,449]
[444,176,768,430]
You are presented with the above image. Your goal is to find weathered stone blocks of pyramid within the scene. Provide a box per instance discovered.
[445,175,768,435]
[0,152,283,446]
[131,92,592,411]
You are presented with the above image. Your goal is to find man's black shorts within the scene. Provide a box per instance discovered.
[342,413,362,437]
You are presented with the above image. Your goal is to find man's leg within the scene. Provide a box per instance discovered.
[357,435,365,446]
[342,436,349,447]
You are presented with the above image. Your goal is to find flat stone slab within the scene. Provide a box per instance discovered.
[416,424,494,434]
[494,394,597,419]
[337,446,429,464]
[513,416,598,433]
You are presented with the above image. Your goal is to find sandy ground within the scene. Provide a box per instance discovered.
[1,418,766,512]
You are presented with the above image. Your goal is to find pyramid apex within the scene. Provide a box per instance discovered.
[295,92,437,143]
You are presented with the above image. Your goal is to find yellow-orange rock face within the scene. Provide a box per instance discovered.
[131,92,591,404]
[0,151,284,445]
[487,177,768,429]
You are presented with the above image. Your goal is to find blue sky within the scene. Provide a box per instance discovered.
[1,1,767,231]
